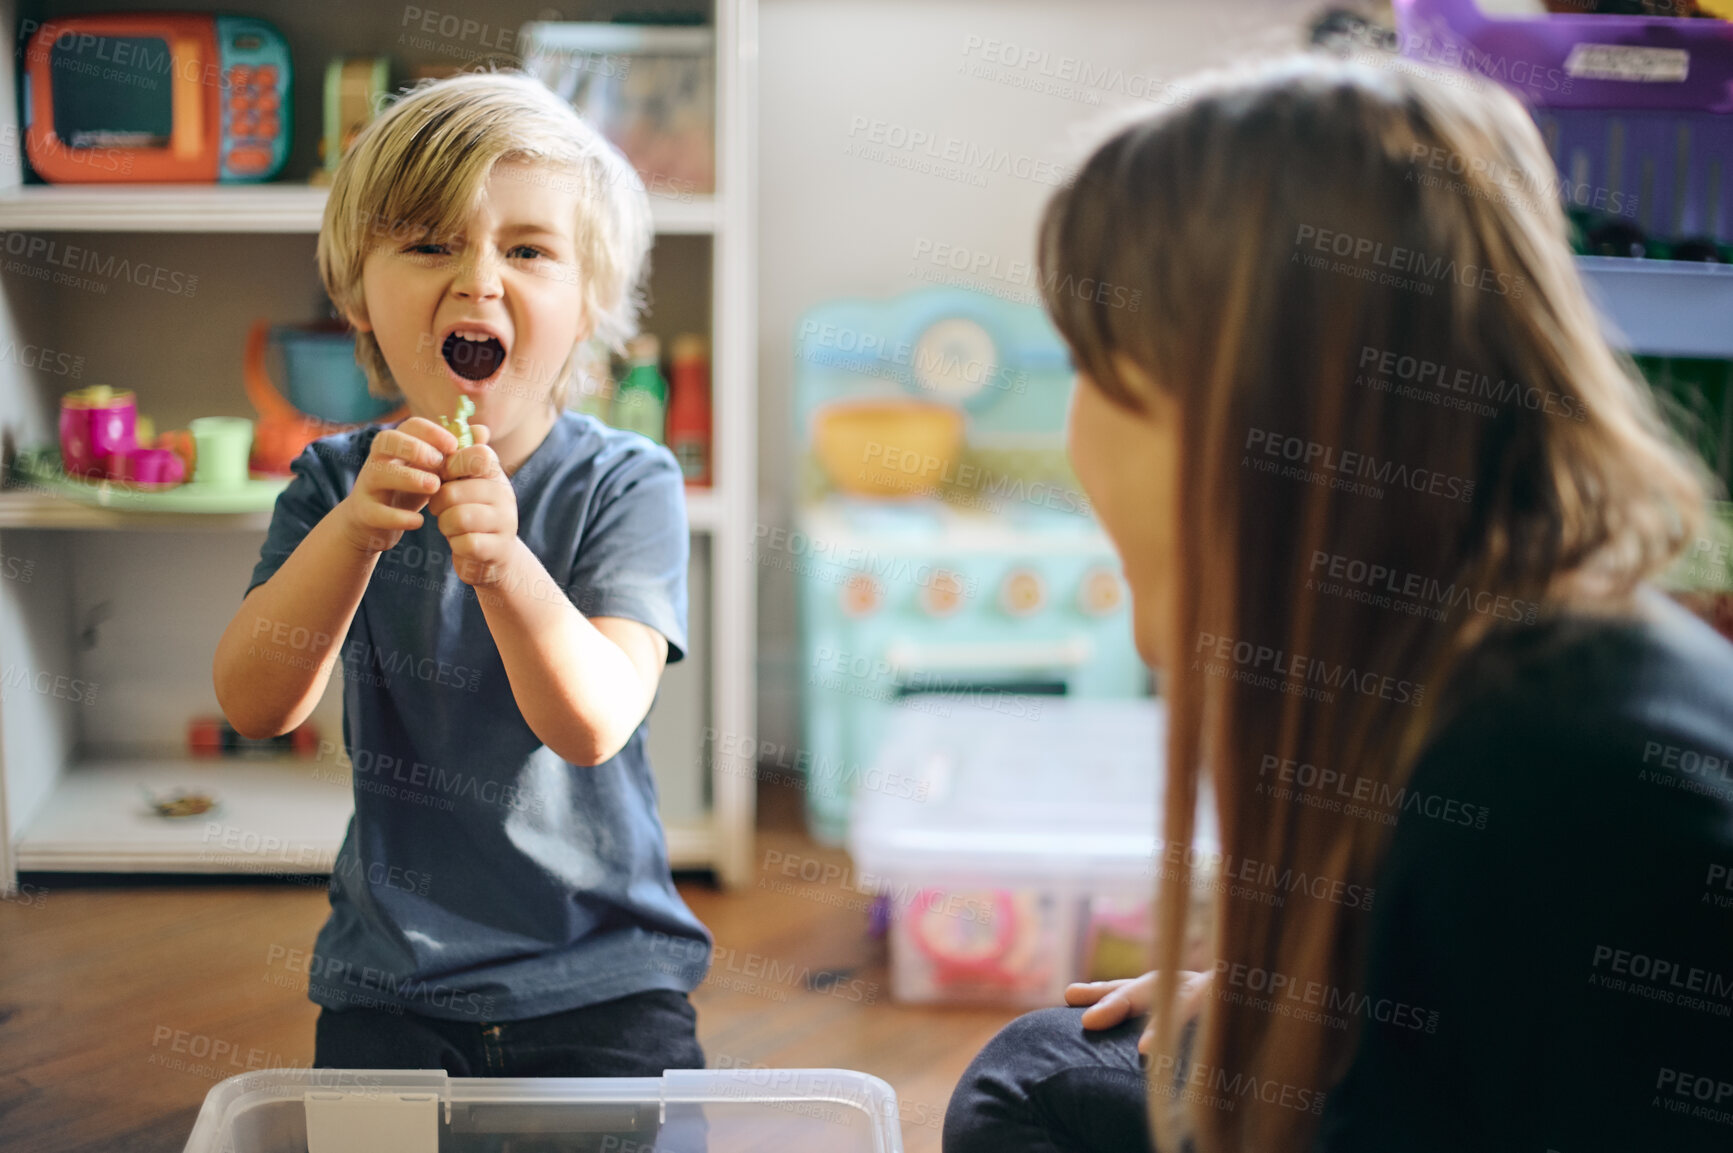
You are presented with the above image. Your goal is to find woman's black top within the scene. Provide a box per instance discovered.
[1317,584,1733,1152]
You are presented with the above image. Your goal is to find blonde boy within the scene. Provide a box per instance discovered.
[213,71,710,1074]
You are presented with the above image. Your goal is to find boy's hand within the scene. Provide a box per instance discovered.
[428,423,520,588]
[337,417,458,555]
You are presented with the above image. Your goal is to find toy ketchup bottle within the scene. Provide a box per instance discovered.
[667,333,712,487]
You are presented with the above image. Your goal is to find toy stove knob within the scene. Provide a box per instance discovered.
[999,567,1047,617]
[1078,564,1124,617]
[841,573,883,618]
[919,569,968,617]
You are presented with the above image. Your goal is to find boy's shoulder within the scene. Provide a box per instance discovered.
[553,408,676,462]
[530,410,684,496]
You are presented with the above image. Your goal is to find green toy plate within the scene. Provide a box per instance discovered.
[14,447,290,514]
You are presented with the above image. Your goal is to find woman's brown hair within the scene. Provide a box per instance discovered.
[1038,54,1712,1152]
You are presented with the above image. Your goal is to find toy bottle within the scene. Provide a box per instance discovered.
[667,333,713,485]
[613,334,668,444]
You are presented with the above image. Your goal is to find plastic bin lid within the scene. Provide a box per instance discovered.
[181,1067,903,1153]
[848,698,1218,887]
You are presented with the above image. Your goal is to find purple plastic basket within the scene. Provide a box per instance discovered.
[1539,107,1733,237]
[1396,0,1733,240]
[1394,0,1733,111]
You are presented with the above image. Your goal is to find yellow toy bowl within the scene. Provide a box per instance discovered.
[815,399,965,499]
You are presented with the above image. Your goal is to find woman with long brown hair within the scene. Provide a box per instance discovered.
[943,53,1733,1153]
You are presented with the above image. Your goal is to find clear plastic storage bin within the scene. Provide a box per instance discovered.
[849,698,1219,1007]
[181,1067,903,1153]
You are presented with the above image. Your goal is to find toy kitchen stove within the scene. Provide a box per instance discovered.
[790,288,1150,844]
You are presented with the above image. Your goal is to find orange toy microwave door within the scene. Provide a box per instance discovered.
[22,13,292,183]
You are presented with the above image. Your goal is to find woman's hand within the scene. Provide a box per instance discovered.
[1065,970,1212,1055]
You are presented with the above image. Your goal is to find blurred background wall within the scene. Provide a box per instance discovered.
[754,0,1322,749]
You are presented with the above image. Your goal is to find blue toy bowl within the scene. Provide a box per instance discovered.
[274,326,399,426]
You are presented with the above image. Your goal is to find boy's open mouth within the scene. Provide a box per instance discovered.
[442,332,506,382]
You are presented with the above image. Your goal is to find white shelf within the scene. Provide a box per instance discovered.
[0,183,719,235]
[12,757,352,873]
[664,816,719,872]
[10,755,720,874]
[1575,256,1733,359]
[683,486,720,532]
[0,486,724,534]
[647,195,722,236]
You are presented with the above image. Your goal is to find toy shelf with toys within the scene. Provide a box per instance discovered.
[0,0,758,891]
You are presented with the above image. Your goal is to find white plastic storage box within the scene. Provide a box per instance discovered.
[849,698,1219,1007]
[182,1067,904,1153]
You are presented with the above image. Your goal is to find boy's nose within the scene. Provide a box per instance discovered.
[451,250,503,300]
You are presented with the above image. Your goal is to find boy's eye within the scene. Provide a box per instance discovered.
[402,243,545,259]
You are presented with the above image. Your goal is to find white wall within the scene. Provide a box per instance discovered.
[754,0,1320,749]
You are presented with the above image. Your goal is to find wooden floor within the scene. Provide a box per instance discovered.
[0,778,1023,1152]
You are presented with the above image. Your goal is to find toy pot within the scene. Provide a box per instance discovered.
[244,319,407,474]
[60,386,137,477]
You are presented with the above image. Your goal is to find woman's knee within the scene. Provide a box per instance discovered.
[981,1007,1101,1072]
[950,1007,1096,1118]
[945,1007,1149,1153]
[984,1006,1147,1074]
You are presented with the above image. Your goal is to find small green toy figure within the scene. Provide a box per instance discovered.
[440,395,475,449]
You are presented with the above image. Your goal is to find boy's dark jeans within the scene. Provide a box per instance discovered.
[313,987,704,1077]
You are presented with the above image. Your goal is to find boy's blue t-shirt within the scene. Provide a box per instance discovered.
[244,410,713,1021]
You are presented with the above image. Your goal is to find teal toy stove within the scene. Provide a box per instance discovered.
[789,288,1151,845]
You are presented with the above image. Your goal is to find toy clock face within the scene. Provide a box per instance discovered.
[911,317,998,405]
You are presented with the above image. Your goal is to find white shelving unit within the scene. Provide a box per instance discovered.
[1575,256,1733,360]
[0,183,725,235]
[0,0,758,888]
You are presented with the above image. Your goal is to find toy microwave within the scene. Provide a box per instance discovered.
[22,13,291,183]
